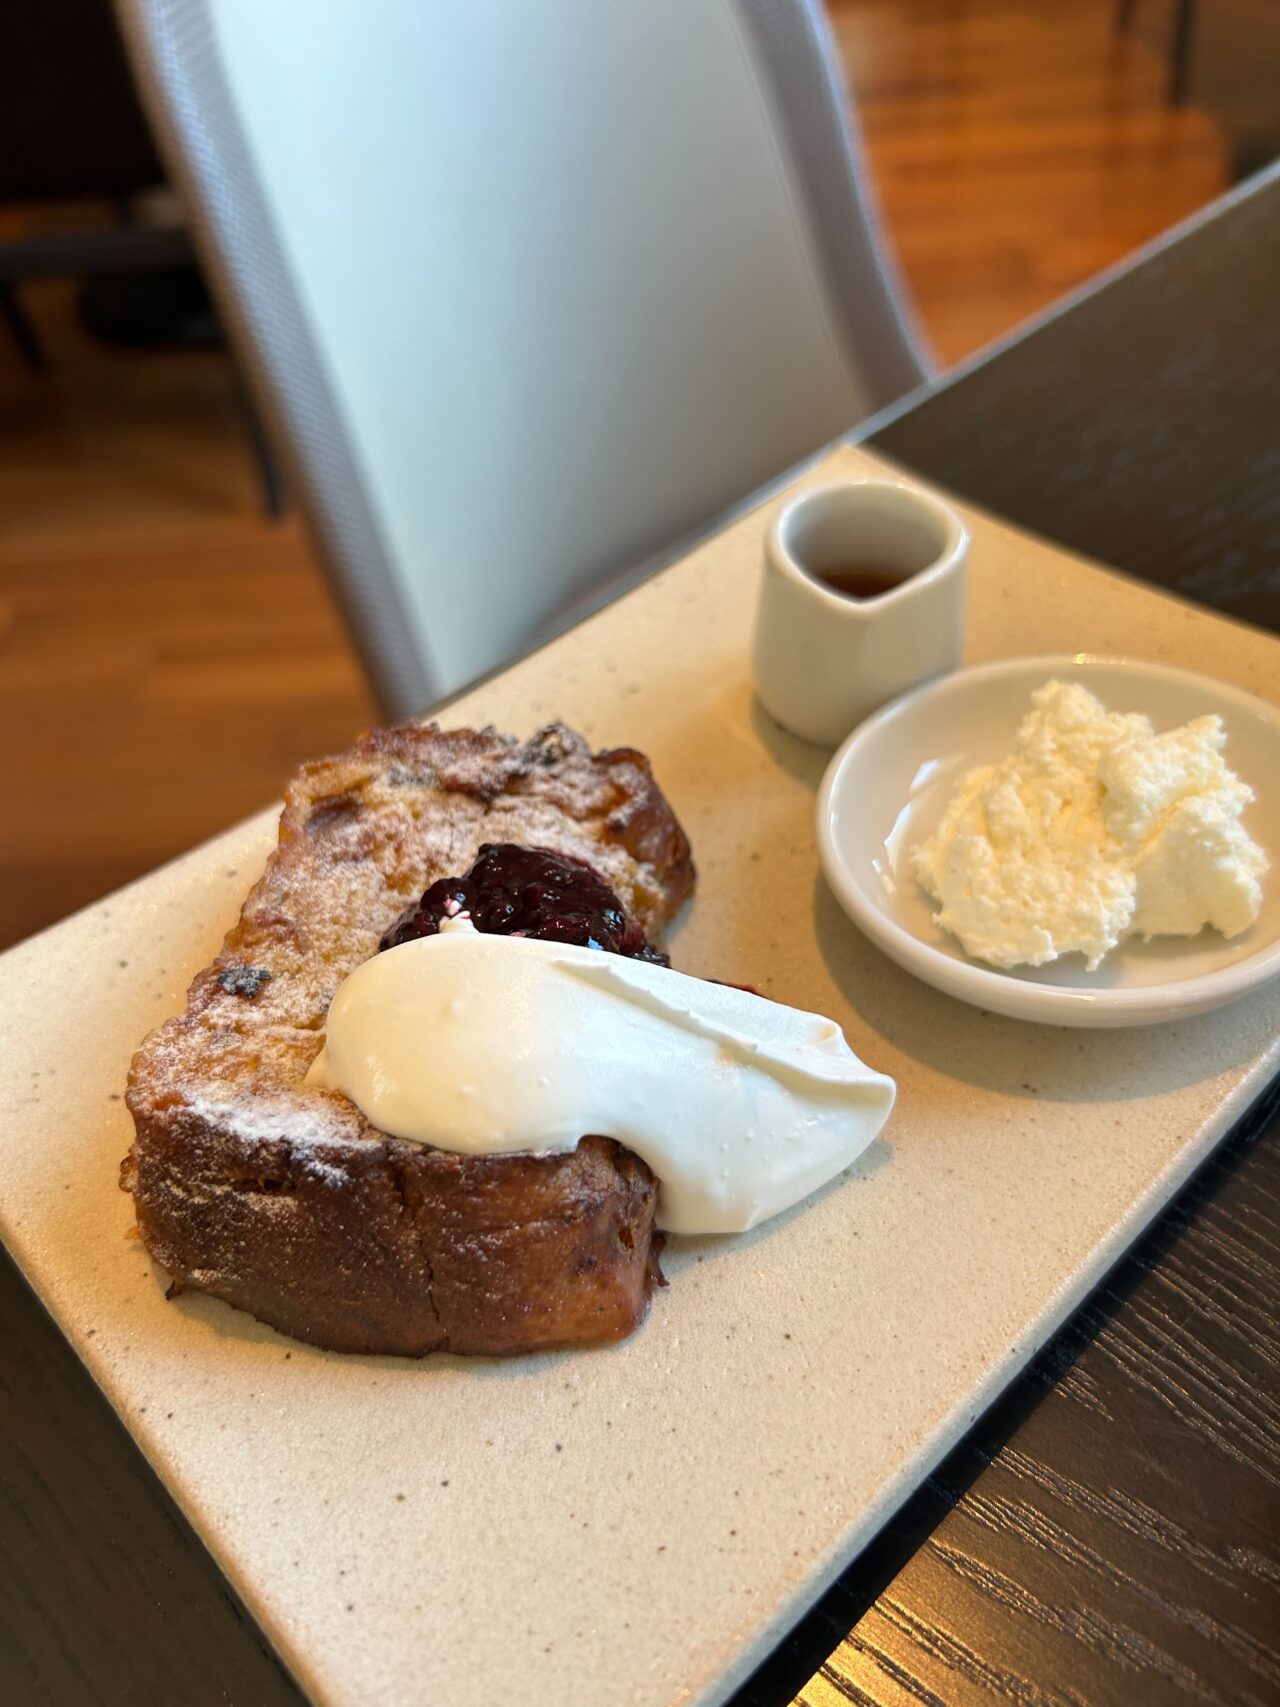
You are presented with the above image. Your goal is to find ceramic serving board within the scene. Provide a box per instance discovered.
[2,444,1277,1707]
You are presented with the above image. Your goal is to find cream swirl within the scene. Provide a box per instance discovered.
[305,918,895,1234]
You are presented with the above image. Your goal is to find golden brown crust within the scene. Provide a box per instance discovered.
[123,722,693,1356]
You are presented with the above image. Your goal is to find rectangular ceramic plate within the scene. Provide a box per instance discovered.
[2,446,1277,1707]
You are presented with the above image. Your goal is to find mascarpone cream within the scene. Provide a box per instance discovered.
[306,918,895,1234]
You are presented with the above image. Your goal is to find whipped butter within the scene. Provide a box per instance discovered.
[305,918,895,1234]
[912,680,1268,970]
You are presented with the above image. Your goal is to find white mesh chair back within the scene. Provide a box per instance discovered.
[117,0,928,717]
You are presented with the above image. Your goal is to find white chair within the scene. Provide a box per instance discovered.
[116,0,930,719]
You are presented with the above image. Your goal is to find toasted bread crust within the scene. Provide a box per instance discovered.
[123,723,693,1356]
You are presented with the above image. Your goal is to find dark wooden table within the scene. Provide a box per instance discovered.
[4,165,1279,1707]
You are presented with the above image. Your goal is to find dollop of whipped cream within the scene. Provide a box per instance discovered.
[912,680,1268,970]
[305,918,895,1234]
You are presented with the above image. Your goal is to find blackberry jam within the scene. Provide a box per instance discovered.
[380,843,668,963]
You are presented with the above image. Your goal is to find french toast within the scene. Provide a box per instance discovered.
[123,722,694,1356]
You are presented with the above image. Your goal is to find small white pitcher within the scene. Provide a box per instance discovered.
[751,478,969,745]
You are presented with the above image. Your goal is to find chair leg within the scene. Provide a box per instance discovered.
[1169,0,1196,104]
[0,282,48,371]
[229,362,288,520]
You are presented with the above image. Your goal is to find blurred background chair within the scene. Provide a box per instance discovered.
[0,0,286,513]
[115,0,929,719]
[0,0,170,371]
[1115,0,1198,106]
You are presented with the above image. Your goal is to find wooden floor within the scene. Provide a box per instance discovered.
[831,0,1229,362]
[0,0,1230,950]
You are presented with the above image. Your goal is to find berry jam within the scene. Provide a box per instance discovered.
[380,843,668,963]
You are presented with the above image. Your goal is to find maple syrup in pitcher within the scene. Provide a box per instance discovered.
[807,562,908,600]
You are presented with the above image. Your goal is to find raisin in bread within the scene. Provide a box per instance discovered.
[122,722,694,1356]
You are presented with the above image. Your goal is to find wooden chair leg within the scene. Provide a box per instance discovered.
[233,370,288,520]
[0,282,48,370]
[1169,0,1196,104]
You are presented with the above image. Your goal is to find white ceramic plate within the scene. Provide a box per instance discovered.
[4,447,1280,1707]
[817,655,1280,1027]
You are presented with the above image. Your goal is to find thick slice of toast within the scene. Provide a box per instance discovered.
[123,722,694,1356]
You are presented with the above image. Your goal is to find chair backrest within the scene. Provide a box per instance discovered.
[117,0,928,719]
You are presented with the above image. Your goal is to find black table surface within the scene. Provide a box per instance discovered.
[4,166,1279,1707]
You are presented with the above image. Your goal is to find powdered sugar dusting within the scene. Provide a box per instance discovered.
[118,711,687,1358]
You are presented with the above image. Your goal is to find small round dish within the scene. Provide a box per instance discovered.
[816,655,1280,1027]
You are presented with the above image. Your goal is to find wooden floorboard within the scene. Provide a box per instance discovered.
[0,0,1232,950]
